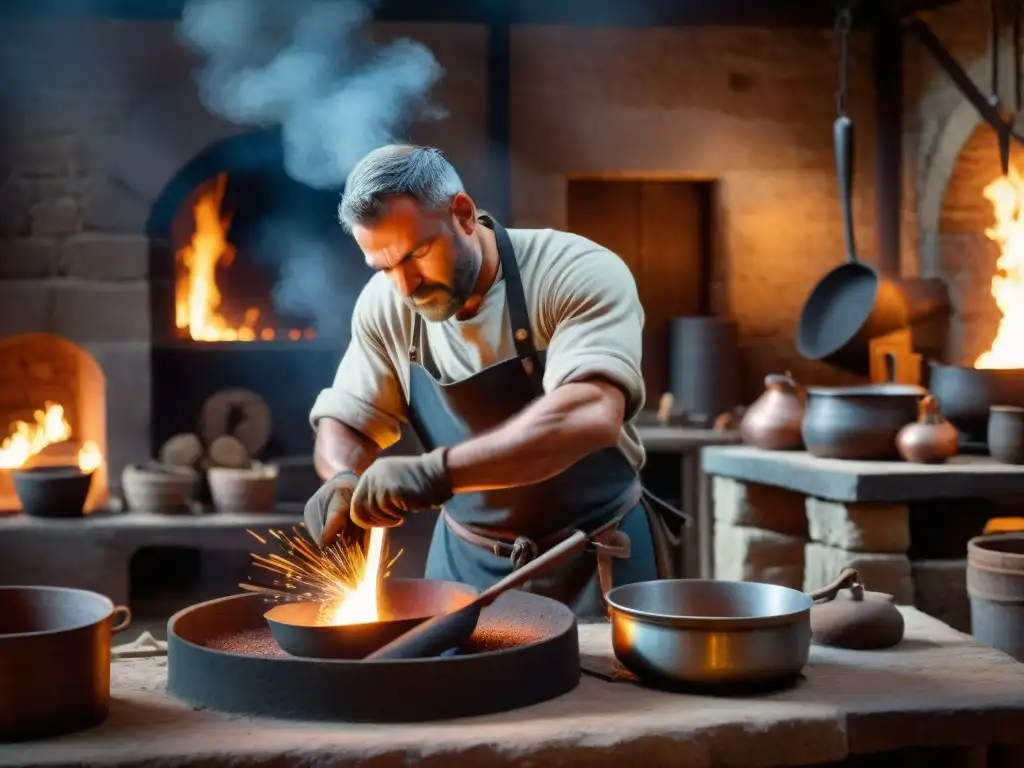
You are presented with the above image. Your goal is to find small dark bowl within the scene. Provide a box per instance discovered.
[12,466,94,518]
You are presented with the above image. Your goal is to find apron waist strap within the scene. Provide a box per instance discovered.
[441,480,641,595]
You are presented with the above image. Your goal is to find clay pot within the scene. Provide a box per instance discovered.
[121,463,197,513]
[988,405,1024,464]
[207,464,278,512]
[801,384,925,461]
[740,373,806,450]
[12,466,94,518]
[895,395,959,464]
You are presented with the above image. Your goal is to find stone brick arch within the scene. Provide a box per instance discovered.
[916,30,1020,279]
[86,80,248,234]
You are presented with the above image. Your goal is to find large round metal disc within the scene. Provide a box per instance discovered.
[167,589,579,722]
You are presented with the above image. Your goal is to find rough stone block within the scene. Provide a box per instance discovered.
[912,558,970,634]
[30,197,82,238]
[0,238,57,278]
[806,497,910,553]
[713,476,808,536]
[58,233,149,281]
[714,523,804,585]
[52,282,151,342]
[804,542,914,605]
[0,281,56,336]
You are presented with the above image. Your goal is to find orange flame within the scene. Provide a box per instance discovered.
[974,169,1024,369]
[320,527,386,625]
[174,173,315,343]
[0,403,102,472]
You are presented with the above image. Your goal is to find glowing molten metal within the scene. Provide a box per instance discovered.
[974,169,1024,369]
[245,526,395,627]
[321,527,386,625]
[175,172,315,343]
[0,403,102,472]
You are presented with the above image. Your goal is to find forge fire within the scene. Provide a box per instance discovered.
[974,169,1024,370]
[175,172,317,344]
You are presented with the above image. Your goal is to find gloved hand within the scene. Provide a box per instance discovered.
[350,448,453,528]
[304,470,359,548]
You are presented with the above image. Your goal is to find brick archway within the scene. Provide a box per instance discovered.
[916,31,1019,279]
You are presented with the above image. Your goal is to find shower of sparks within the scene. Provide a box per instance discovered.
[239,526,402,609]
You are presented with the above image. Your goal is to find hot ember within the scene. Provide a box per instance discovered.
[175,172,316,343]
[974,168,1024,369]
[0,402,102,472]
[242,526,397,626]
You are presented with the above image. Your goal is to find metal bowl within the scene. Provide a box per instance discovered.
[604,579,814,688]
[264,579,479,659]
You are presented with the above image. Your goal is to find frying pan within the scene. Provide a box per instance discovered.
[264,578,478,659]
[796,116,909,377]
[366,530,590,660]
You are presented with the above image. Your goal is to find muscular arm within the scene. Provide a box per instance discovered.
[445,377,625,493]
[313,418,382,481]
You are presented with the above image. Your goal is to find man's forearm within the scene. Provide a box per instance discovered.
[444,379,625,493]
[313,418,381,481]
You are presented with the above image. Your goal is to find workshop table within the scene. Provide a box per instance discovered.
[1,608,1021,768]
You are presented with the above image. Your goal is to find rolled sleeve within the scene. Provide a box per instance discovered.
[309,285,408,449]
[540,247,646,420]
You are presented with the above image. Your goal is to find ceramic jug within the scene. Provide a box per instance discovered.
[740,372,805,451]
[896,395,959,464]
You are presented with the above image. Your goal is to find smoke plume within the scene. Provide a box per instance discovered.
[176,0,446,336]
[177,0,445,189]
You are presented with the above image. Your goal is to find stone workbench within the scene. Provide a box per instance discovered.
[1,608,1022,768]
[0,508,303,604]
[700,446,1024,633]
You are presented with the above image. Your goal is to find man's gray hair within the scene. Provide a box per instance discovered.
[338,144,465,233]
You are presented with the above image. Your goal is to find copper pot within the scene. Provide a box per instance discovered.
[740,373,806,450]
[895,395,959,464]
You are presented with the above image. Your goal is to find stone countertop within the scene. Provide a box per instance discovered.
[636,425,740,453]
[0,508,303,530]
[2,609,1022,768]
[701,445,1024,502]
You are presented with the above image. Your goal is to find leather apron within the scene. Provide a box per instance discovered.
[407,216,686,620]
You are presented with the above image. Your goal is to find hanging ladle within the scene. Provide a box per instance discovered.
[366,530,589,660]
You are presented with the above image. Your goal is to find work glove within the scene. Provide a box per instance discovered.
[304,470,359,549]
[349,448,453,528]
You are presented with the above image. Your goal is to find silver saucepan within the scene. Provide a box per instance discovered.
[603,569,859,690]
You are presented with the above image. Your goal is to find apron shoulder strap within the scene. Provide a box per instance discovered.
[490,219,545,389]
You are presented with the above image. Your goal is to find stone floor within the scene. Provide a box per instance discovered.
[2,608,1023,768]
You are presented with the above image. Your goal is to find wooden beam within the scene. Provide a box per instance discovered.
[1,0,964,27]
[486,24,512,224]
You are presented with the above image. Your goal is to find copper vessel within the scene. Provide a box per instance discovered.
[740,373,805,451]
[895,395,959,464]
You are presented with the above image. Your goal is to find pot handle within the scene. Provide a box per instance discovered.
[808,567,865,604]
[110,605,133,634]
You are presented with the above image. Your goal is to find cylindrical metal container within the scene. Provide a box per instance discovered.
[0,586,132,742]
[668,317,739,422]
[967,533,1024,662]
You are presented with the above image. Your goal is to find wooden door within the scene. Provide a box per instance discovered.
[566,179,707,405]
